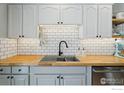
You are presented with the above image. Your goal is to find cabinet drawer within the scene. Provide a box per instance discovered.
[30,66,86,74]
[0,67,11,74]
[12,66,29,74]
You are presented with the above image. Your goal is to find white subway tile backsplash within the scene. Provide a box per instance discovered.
[0,38,17,59]
[80,38,115,55]
[0,26,117,58]
[18,25,80,55]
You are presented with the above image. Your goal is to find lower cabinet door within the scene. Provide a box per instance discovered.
[11,75,28,85]
[30,75,59,85]
[61,75,86,85]
[0,75,11,85]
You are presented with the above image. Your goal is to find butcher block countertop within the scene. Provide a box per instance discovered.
[0,55,124,66]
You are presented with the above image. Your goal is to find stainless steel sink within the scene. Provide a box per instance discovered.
[41,55,79,62]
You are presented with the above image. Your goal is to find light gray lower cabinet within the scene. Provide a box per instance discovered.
[30,74,85,85]
[30,66,86,85]
[30,75,59,85]
[0,66,29,85]
[60,75,85,85]
[0,75,28,85]
[0,75,11,85]
[11,75,28,85]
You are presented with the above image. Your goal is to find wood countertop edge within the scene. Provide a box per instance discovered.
[0,55,124,66]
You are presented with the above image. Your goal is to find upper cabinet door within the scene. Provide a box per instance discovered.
[83,5,98,38]
[98,5,112,38]
[8,5,22,38]
[61,5,82,24]
[23,5,38,38]
[0,4,7,38]
[39,5,60,24]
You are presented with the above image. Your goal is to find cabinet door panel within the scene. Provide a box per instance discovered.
[62,75,85,85]
[39,5,59,24]
[83,5,98,38]
[30,75,59,85]
[11,75,28,85]
[23,5,38,38]
[98,5,112,38]
[0,75,11,85]
[61,5,82,24]
[0,4,7,38]
[8,5,22,38]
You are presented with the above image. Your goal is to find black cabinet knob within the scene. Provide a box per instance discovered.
[7,76,10,79]
[0,69,3,71]
[22,35,24,38]
[99,35,101,38]
[11,76,14,79]
[96,35,98,38]
[57,22,60,24]
[61,22,63,24]
[61,77,63,79]
[19,35,21,38]
[57,76,60,79]
[18,69,21,72]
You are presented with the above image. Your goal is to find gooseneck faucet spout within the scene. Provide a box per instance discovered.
[59,41,68,56]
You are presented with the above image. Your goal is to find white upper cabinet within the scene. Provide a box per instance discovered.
[83,5,98,38]
[8,4,38,38]
[8,5,22,38]
[83,4,112,38]
[0,4,7,38]
[39,5,60,24]
[61,5,82,24]
[39,4,82,25]
[23,5,38,38]
[98,5,112,38]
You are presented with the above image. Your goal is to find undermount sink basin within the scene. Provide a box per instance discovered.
[41,55,79,62]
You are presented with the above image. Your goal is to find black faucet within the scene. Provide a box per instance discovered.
[59,41,68,56]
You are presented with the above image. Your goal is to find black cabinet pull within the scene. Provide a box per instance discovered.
[99,35,101,38]
[57,76,60,79]
[7,76,10,79]
[18,69,21,72]
[19,35,21,38]
[57,22,60,24]
[0,69,3,71]
[96,35,98,38]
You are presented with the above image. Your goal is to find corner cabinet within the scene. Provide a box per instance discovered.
[39,5,82,25]
[8,5,38,38]
[83,4,112,38]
